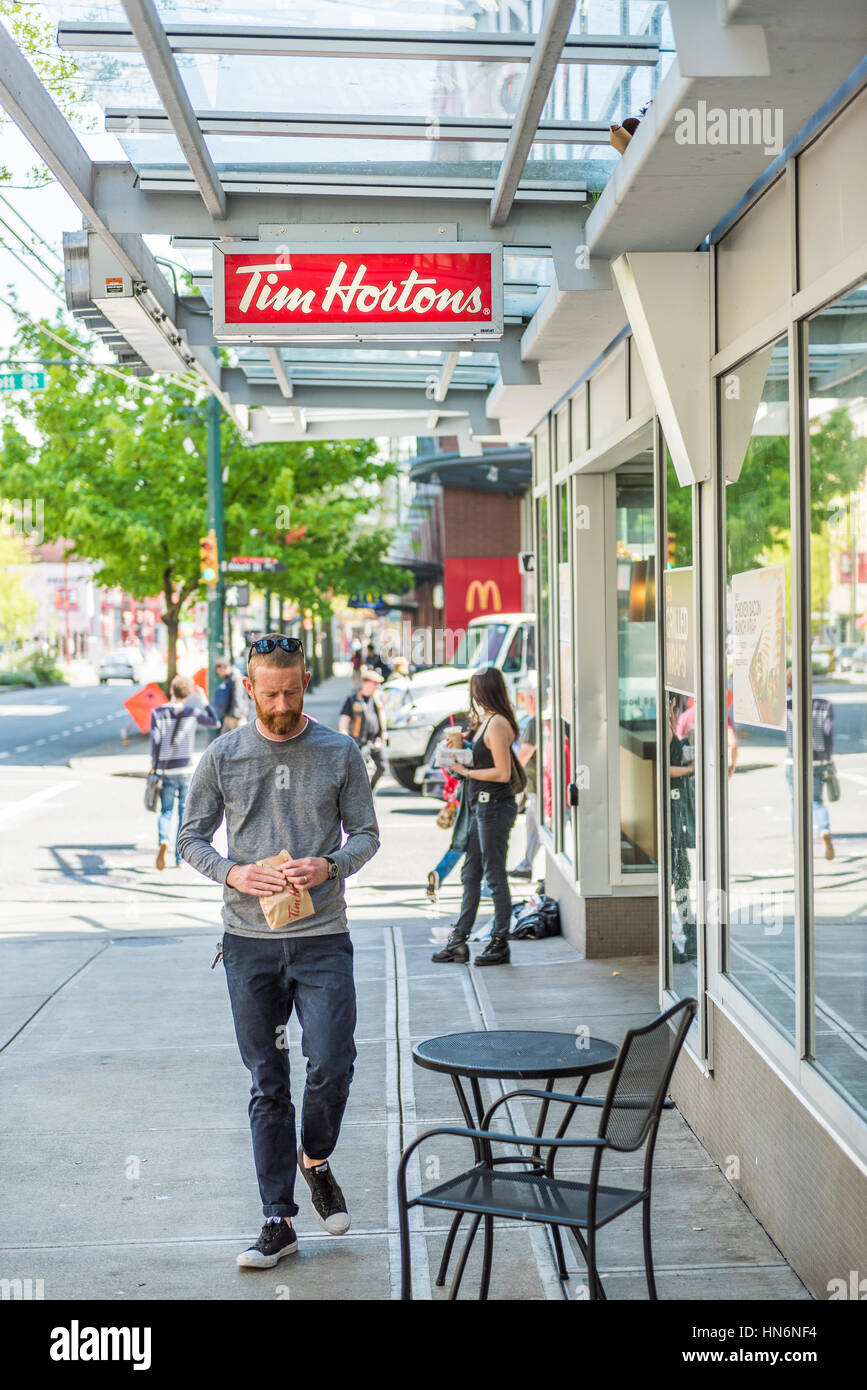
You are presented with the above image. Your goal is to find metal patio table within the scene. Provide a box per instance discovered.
[412,1029,619,1292]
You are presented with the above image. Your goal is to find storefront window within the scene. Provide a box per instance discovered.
[537,492,553,829]
[722,337,795,1038]
[558,482,574,861]
[616,468,657,872]
[662,449,698,995]
[807,283,867,1114]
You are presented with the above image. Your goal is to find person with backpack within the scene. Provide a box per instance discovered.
[338,668,386,789]
[150,675,220,870]
[431,667,522,967]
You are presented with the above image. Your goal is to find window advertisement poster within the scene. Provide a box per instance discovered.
[663,566,694,696]
[731,564,787,730]
[558,561,572,715]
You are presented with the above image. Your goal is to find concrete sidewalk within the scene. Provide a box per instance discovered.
[0,675,811,1301]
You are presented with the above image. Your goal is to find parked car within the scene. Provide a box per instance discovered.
[383,612,535,792]
[98,647,144,683]
[849,643,867,673]
[834,643,859,671]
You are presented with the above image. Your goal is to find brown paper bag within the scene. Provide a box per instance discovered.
[256,849,316,930]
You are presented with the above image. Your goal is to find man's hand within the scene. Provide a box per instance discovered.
[281,856,329,890]
[226,862,287,896]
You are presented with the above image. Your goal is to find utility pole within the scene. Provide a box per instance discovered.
[206,392,224,700]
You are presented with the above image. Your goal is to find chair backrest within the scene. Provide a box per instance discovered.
[597,998,697,1152]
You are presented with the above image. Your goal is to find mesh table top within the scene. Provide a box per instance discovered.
[412,1030,619,1080]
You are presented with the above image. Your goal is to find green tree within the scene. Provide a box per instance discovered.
[0,316,413,683]
[665,409,867,572]
[0,529,37,647]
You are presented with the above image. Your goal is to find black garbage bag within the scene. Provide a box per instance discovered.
[508,892,561,939]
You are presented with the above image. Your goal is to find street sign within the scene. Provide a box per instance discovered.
[0,370,45,392]
[224,582,250,608]
[212,242,503,341]
[222,556,287,574]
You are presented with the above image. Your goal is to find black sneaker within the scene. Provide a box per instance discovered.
[474,937,511,966]
[431,931,469,964]
[297,1147,350,1235]
[236,1216,298,1269]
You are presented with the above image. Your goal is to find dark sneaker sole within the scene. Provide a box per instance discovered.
[312,1208,351,1236]
[236,1239,298,1269]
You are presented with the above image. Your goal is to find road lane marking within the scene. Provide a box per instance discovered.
[49,734,60,740]
[0,704,70,717]
[73,726,82,733]
[0,781,78,824]
[34,738,47,746]
[14,745,28,752]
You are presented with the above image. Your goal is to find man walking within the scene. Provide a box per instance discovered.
[338,667,386,790]
[178,635,380,1268]
[214,655,248,732]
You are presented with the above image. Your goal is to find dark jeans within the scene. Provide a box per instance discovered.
[222,930,357,1218]
[453,796,517,941]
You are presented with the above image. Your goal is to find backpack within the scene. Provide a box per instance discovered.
[508,891,561,940]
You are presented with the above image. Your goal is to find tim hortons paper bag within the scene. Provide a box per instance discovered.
[256,849,316,930]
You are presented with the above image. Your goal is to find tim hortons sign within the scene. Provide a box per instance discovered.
[212,242,503,341]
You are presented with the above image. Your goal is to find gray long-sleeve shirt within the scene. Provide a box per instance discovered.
[177,715,380,938]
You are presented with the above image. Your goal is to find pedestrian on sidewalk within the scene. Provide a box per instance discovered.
[432,667,519,967]
[338,667,386,790]
[150,675,219,870]
[177,634,380,1269]
[215,655,248,732]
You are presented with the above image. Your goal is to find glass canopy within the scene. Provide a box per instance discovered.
[39,0,674,428]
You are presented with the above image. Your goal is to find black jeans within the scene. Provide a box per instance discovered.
[453,795,517,941]
[222,931,357,1219]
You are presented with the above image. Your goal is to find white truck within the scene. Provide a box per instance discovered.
[382,612,536,791]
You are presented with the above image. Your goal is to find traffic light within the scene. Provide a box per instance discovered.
[199,529,218,587]
[666,531,677,568]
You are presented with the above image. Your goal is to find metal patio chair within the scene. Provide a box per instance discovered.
[397,998,697,1300]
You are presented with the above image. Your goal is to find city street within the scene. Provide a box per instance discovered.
[0,674,811,1302]
[0,683,130,767]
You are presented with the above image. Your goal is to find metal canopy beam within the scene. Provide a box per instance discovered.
[490,0,577,228]
[221,370,491,427]
[92,166,589,245]
[120,0,227,220]
[0,25,211,374]
[106,109,614,144]
[57,22,660,66]
[265,347,293,399]
[134,168,586,202]
[434,352,459,403]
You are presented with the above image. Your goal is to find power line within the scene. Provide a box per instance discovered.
[0,215,63,284]
[0,237,60,296]
[0,191,63,265]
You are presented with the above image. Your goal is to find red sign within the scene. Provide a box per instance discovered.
[213,242,502,341]
[123,682,167,734]
[443,556,523,633]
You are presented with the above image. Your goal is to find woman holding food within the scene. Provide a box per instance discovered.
[431,667,520,967]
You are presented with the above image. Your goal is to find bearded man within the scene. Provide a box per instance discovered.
[178,635,379,1268]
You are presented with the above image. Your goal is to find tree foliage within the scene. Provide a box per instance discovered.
[0,316,413,678]
[0,529,37,646]
[664,408,867,573]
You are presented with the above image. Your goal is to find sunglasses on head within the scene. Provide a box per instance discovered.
[248,635,305,660]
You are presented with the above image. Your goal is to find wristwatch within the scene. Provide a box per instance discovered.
[324,857,340,880]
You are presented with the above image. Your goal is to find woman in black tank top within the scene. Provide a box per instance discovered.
[431,667,519,967]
